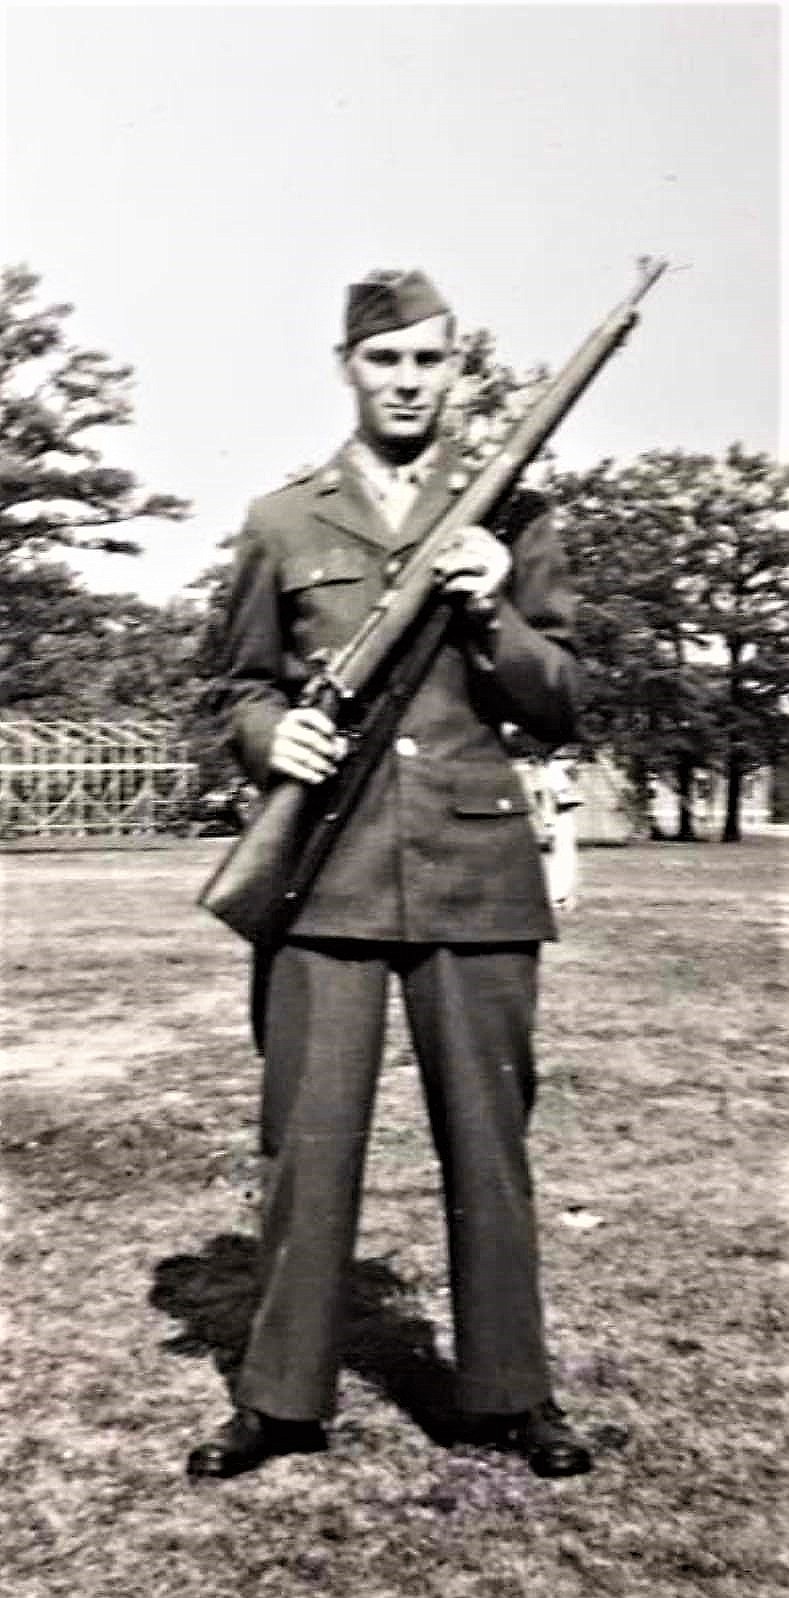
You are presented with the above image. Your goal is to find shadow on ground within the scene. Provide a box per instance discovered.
[150,1233,459,1443]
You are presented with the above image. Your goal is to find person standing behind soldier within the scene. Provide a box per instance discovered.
[187,270,593,1481]
[542,753,583,912]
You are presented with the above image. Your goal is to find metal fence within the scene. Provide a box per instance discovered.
[0,720,197,838]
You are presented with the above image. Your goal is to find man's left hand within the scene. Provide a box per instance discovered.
[433,526,511,605]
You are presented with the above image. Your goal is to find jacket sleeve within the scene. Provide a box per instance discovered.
[217,503,291,791]
[469,496,579,749]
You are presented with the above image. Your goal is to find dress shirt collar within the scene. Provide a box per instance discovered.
[347,436,440,496]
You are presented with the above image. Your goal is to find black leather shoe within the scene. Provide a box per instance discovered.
[467,1398,593,1477]
[508,1399,593,1477]
[186,1408,328,1480]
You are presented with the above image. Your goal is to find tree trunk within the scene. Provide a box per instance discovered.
[722,752,743,842]
[628,753,657,837]
[723,634,744,843]
[676,753,696,841]
[770,755,789,824]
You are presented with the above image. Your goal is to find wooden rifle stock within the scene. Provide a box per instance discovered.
[198,258,668,943]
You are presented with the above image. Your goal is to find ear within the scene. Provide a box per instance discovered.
[335,343,353,387]
[437,345,462,399]
[445,346,462,384]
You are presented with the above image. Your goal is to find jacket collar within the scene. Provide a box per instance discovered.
[310,438,472,555]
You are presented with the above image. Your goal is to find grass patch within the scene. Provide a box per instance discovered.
[1,839,787,1597]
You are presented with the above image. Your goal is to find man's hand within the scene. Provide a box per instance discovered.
[433,526,511,605]
[269,707,347,785]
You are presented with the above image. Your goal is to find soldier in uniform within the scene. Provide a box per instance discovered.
[187,270,592,1480]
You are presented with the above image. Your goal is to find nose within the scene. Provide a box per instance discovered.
[393,355,420,394]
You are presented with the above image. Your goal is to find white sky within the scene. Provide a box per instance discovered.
[2,2,783,602]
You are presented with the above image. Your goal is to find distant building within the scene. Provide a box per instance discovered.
[515,751,634,851]
[517,750,774,854]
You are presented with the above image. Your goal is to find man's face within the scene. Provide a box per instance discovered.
[342,314,456,451]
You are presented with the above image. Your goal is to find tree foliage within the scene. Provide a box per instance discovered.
[0,263,196,747]
[0,559,202,724]
[547,448,789,837]
[0,266,189,568]
[439,328,789,837]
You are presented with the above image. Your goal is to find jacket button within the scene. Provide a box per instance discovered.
[395,737,419,757]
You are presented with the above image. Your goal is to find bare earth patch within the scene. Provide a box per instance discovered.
[1,846,249,1086]
[1,838,787,1598]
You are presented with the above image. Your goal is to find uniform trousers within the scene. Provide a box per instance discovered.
[235,939,552,1421]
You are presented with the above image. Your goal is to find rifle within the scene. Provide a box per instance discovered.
[199,257,668,944]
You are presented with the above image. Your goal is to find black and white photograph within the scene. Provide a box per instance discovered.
[1,4,786,1595]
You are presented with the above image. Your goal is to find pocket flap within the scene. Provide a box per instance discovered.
[280,549,367,593]
[452,769,529,817]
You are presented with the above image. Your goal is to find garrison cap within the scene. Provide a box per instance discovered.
[343,269,451,349]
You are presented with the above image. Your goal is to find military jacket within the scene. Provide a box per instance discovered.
[220,442,578,942]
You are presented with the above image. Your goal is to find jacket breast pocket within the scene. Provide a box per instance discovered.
[279,548,370,649]
[279,548,369,593]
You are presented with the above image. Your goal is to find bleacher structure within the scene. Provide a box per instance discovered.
[0,720,197,839]
[0,720,771,845]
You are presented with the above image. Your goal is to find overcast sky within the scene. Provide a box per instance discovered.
[3,3,783,602]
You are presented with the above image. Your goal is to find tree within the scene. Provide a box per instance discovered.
[0,559,202,723]
[548,448,789,840]
[91,594,203,724]
[0,263,193,742]
[0,560,118,718]
[443,329,551,465]
[450,336,789,844]
[690,446,789,839]
[0,265,189,571]
[547,455,719,837]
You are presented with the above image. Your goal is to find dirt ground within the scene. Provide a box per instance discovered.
[1,837,787,1598]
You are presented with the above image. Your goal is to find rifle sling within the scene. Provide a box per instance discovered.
[271,594,458,931]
